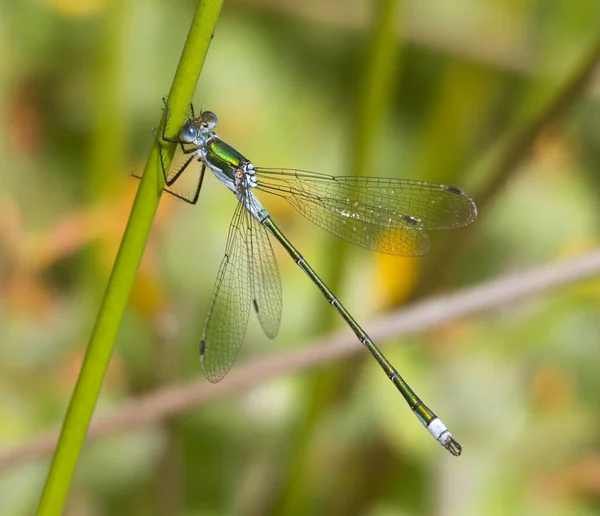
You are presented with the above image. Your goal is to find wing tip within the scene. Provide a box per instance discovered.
[200,339,234,383]
[443,184,478,225]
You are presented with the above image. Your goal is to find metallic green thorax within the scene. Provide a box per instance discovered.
[206,137,247,177]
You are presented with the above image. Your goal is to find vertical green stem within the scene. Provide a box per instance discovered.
[88,0,127,199]
[351,0,402,179]
[36,1,224,514]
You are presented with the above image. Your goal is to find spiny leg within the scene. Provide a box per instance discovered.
[155,164,205,205]
[150,128,206,205]
[152,128,196,187]
[131,162,204,205]
[186,164,205,205]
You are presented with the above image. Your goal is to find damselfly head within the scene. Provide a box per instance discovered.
[180,112,217,143]
[200,111,218,130]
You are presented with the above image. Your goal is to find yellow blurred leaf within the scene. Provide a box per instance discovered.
[44,0,112,17]
[531,363,574,414]
[374,254,418,309]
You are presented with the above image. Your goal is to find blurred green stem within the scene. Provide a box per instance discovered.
[272,1,402,513]
[88,0,127,199]
[35,1,224,514]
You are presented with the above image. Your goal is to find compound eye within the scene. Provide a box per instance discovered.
[180,124,198,143]
[201,111,218,130]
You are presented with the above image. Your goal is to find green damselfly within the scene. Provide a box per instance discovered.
[148,99,477,456]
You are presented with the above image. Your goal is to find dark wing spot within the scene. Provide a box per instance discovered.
[401,215,419,226]
[445,185,464,196]
[199,339,206,356]
[253,299,259,313]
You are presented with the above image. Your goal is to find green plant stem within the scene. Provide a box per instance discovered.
[36,1,224,514]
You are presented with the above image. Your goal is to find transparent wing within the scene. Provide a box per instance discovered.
[254,169,477,256]
[246,197,282,339]
[201,202,252,383]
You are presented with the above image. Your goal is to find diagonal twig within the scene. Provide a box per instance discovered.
[3,248,600,474]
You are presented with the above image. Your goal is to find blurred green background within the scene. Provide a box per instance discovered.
[2,0,600,514]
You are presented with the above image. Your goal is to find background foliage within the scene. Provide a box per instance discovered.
[2,0,600,514]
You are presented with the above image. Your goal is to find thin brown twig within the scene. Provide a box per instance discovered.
[3,248,600,473]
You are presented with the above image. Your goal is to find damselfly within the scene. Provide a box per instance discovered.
[147,99,477,456]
